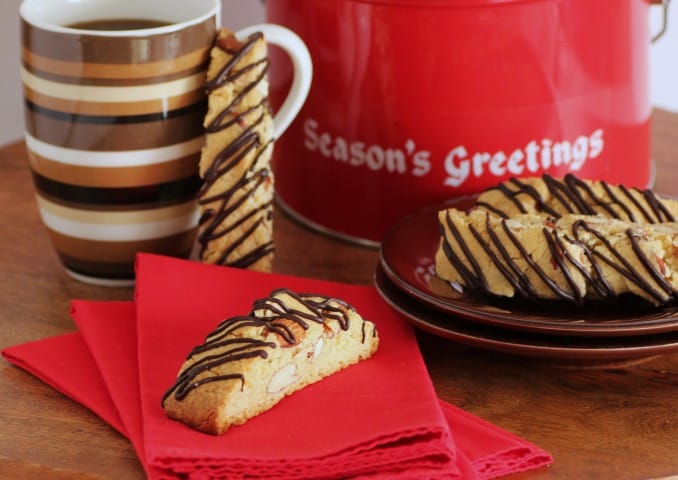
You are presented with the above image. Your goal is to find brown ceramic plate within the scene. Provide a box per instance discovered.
[379,196,678,337]
[375,264,678,365]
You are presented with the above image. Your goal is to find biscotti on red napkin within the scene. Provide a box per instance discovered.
[162,289,379,435]
[2,254,553,479]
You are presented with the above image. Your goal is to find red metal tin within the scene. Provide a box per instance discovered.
[267,0,655,245]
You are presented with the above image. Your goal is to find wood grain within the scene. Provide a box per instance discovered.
[1,109,678,479]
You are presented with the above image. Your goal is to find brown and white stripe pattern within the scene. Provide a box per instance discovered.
[21,16,217,282]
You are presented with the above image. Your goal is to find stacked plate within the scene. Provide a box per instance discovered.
[376,197,678,367]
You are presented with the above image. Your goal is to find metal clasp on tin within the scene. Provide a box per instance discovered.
[651,0,671,42]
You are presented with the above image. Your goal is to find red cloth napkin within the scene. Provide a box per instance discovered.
[440,403,553,480]
[2,253,553,479]
[134,253,459,479]
[3,303,551,480]
[1,332,126,437]
[70,301,156,476]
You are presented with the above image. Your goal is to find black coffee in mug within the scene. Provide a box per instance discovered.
[67,18,171,30]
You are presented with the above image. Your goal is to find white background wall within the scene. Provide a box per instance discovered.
[1,0,675,147]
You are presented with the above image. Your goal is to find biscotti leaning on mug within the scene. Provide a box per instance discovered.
[196,28,275,272]
[162,289,379,435]
[434,174,678,306]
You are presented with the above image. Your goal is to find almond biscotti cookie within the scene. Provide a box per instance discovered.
[561,215,678,305]
[435,208,678,305]
[162,289,379,435]
[435,208,591,303]
[475,174,678,223]
[197,28,275,272]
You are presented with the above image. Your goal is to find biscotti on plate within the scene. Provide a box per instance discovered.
[162,289,379,435]
[435,208,590,303]
[435,207,678,306]
[475,173,678,223]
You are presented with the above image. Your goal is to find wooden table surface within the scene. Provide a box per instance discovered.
[2,110,678,480]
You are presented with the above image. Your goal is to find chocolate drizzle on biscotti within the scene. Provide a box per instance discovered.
[569,221,675,304]
[161,289,367,406]
[252,288,354,331]
[438,210,678,305]
[476,174,676,223]
[440,211,587,303]
[197,31,274,269]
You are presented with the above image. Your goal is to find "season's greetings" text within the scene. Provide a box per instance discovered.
[303,118,604,188]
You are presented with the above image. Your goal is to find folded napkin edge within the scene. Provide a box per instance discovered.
[473,447,553,480]
[2,342,129,438]
[146,422,455,464]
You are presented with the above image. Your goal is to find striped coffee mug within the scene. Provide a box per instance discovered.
[20,0,311,286]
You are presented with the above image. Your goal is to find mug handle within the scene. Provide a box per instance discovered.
[236,23,313,139]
